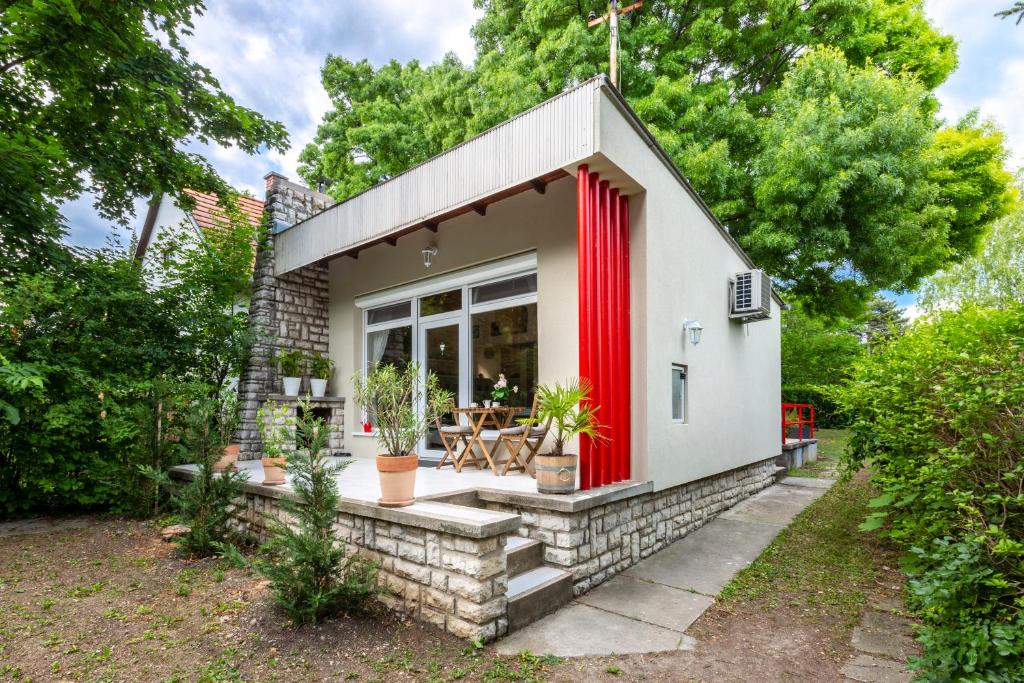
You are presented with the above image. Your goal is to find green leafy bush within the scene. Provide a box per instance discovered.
[835,305,1024,680]
[257,401,378,624]
[781,384,846,429]
[170,394,247,557]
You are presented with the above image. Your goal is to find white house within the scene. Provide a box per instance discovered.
[211,75,787,641]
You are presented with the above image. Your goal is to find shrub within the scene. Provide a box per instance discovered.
[257,401,378,624]
[170,394,247,557]
[835,305,1024,680]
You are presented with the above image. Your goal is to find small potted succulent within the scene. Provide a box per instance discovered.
[529,378,603,494]
[309,352,334,398]
[275,349,305,396]
[490,373,517,407]
[258,401,292,485]
[352,361,452,507]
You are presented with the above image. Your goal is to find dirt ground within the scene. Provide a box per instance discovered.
[0,455,906,681]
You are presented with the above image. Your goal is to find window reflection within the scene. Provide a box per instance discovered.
[471,303,538,408]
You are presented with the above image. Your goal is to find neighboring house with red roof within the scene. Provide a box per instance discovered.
[134,189,264,263]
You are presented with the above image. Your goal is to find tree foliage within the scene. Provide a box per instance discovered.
[919,198,1024,312]
[257,404,378,624]
[835,305,1024,679]
[780,305,863,427]
[0,0,287,278]
[0,217,258,514]
[299,0,1015,316]
[861,296,908,348]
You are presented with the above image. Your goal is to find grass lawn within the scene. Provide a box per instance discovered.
[786,427,849,478]
[0,430,906,681]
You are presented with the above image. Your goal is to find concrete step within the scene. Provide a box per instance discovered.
[506,565,574,631]
[505,536,543,578]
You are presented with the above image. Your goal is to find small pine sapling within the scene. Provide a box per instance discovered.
[170,394,248,557]
[257,400,378,624]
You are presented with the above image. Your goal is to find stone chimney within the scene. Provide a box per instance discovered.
[236,173,336,460]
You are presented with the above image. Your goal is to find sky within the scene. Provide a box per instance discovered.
[63,0,1024,296]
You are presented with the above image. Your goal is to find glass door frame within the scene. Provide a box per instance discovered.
[417,310,470,457]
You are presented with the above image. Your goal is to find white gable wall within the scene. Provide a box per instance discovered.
[595,91,781,491]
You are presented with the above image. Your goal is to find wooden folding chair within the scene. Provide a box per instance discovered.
[434,412,474,470]
[497,396,551,476]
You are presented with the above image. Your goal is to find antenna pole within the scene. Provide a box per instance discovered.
[609,0,619,88]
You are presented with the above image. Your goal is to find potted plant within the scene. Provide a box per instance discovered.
[258,401,293,485]
[529,378,603,494]
[352,362,453,507]
[276,349,305,396]
[491,373,517,407]
[212,389,242,472]
[309,352,334,398]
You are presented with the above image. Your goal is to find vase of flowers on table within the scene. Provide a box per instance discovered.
[491,374,518,407]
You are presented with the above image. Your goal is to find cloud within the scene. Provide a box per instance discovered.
[926,0,1024,170]
[61,0,480,247]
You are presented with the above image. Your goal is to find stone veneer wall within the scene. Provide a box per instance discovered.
[483,457,779,595]
[227,490,513,642]
[237,173,335,460]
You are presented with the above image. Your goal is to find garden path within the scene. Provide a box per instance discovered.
[496,476,832,656]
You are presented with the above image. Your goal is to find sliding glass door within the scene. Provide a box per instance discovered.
[361,260,539,460]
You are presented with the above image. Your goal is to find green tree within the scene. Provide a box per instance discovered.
[300,0,1014,316]
[861,296,908,348]
[0,216,258,514]
[780,305,863,427]
[919,200,1024,311]
[0,0,287,278]
[997,2,1024,24]
[257,403,378,624]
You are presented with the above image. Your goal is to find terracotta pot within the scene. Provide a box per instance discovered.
[376,454,418,507]
[281,376,301,396]
[535,453,578,494]
[310,378,328,397]
[261,457,287,485]
[212,443,241,473]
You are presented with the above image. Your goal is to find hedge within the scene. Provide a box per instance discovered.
[835,305,1024,681]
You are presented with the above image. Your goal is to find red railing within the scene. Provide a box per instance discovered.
[781,403,815,443]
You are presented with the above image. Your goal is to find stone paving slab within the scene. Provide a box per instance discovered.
[841,654,914,683]
[780,475,837,489]
[495,603,697,656]
[577,574,715,632]
[850,611,918,660]
[623,517,783,595]
[718,483,826,526]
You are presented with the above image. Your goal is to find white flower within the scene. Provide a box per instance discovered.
[513,385,519,393]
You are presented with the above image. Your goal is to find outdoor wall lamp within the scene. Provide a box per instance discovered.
[422,244,438,268]
[682,319,704,346]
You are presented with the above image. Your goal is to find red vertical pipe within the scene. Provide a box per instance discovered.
[588,171,600,489]
[619,195,632,481]
[576,165,592,490]
[607,187,621,483]
[598,179,606,489]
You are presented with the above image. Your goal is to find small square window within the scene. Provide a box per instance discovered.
[671,364,687,422]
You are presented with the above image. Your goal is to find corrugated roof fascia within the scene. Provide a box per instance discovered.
[276,76,606,237]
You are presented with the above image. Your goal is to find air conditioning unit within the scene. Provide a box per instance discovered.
[730,270,772,321]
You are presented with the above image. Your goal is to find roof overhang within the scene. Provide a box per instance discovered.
[274,76,783,306]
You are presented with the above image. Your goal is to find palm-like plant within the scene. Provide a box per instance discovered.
[531,378,604,456]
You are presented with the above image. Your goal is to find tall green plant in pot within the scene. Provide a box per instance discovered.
[351,362,452,507]
[530,379,604,494]
[308,352,334,398]
[276,349,305,396]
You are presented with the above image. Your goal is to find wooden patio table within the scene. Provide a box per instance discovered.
[450,406,527,475]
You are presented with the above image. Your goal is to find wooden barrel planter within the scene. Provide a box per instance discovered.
[534,453,578,494]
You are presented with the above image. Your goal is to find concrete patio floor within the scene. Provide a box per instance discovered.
[495,476,833,657]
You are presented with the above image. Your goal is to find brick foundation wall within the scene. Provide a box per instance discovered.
[483,457,779,595]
